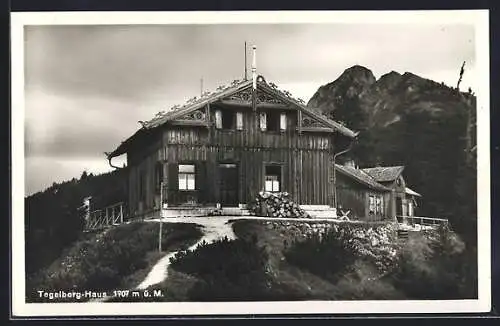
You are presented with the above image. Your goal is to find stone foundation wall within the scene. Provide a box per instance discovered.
[261,219,397,244]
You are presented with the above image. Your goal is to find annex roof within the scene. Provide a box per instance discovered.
[360,166,405,183]
[335,164,391,192]
[107,77,358,159]
[405,187,422,197]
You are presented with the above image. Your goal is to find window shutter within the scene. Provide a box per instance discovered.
[195,162,206,203]
[236,112,243,130]
[260,112,267,131]
[168,163,178,191]
[155,162,163,192]
[215,110,222,129]
[280,113,287,131]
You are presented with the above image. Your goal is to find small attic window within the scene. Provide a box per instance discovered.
[266,111,280,132]
[215,108,236,130]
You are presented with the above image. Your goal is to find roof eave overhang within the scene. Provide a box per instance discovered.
[258,82,358,138]
[335,166,391,192]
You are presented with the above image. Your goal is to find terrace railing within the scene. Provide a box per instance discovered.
[85,202,126,230]
[397,215,449,228]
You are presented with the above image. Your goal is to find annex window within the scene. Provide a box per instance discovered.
[265,165,282,192]
[178,164,195,190]
[369,195,375,214]
[369,194,384,214]
[376,196,384,214]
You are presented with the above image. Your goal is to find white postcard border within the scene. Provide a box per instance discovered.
[11,10,491,317]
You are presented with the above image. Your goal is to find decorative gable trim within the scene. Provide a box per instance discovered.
[169,108,209,127]
[219,86,290,109]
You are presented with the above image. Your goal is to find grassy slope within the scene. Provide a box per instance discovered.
[26,221,203,302]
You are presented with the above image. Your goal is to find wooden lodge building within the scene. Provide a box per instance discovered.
[106,49,423,222]
[106,73,358,219]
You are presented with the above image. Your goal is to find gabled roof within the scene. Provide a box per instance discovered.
[405,187,422,197]
[108,77,358,158]
[360,166,405,182]
[144,77,357,137]
[144,79,253,129]
[335,164,391,191]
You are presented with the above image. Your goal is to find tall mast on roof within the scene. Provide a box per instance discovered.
[252,45,257,90]
[244,41,248,81]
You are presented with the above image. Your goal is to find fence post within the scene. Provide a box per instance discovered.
[120,203,123,224]
[159,181,164,252]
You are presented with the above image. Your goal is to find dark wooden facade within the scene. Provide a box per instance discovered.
[109,79,357,217]
[335,168,395,222]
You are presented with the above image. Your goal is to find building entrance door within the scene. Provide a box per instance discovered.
[218,163,238,206]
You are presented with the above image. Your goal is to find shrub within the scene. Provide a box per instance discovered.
[284,226,358,282]
[169,237,279,301]
[284,222,400,282]
[386,225,476,299]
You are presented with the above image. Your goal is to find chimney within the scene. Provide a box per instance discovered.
[252,45,257,90]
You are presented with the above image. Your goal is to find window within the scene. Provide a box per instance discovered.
[260,111,286,132]
[265,165,281,192]
[266,111,280,132]
[369,195,375,214]
[215,108,236,130]
[376,196,383,214]
[369,194,384,215]
[178,164,195,190]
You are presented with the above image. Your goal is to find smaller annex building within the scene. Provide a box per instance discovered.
[334,161,421,222]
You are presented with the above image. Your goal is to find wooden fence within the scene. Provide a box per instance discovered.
[85,202,126,230]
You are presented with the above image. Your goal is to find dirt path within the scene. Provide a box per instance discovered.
[136,217,237,290]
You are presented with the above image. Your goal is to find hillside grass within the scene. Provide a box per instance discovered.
[89,218,476,302]
[26,221,203,302]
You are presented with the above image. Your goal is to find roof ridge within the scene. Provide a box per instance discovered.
[335,164,390,191]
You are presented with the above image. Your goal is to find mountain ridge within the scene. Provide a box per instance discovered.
[307,65,476,242]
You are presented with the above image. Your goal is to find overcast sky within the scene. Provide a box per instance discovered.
[24,23,476,195]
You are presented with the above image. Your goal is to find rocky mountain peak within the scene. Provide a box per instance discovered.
[307,65,376,115]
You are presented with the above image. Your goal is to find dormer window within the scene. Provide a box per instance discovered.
[215,108,243,130]
[260,111,287,132]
